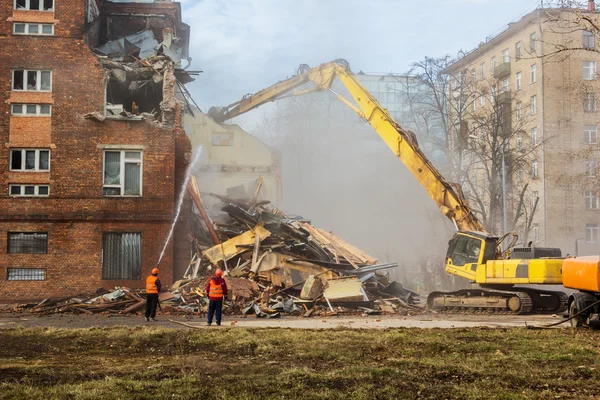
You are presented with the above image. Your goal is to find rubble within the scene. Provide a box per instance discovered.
[12,183,422,318]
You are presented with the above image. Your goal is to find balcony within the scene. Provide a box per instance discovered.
[498,90,512,105]
[494,62,511,79]
[498,103,512,137]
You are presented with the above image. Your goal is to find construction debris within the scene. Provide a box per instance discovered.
[12,191,421,318]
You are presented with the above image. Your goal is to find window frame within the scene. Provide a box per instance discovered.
[9,184,50,197]
[7,232,48,254]
[480,62,485,80]
[530,64,537,84]
[13,23,54,35]
[515,41,522,59]
[12,69,52,92]
[530,95,537,115]
[587,223,600,243]
[501,48,510,63]
[533,224,540,242]
[585,190,599,210]
[583,30,595,50]
[501,77,509,93]
[530,32,537,52]
[585,124,598,144]
[583,61,597,81]
[11,103,51,116]
[532,160,539,178]
[101,232,142,280]
[585,160,597,177]
[531,127,538,145]
[7,268,46,281]
[9,149,50,171]
[491,56,496,75]
[516,102,523,120]
[516,71,522,91]
[13,0,54,11]
[102,150,144,197]
[584,93,597,112]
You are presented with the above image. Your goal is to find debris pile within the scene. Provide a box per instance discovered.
[13,185,421,318]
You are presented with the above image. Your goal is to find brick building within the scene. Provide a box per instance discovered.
[444,3,600,255]
[0,0,194,301]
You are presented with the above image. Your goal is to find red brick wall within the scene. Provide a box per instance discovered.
[0,0,193,301]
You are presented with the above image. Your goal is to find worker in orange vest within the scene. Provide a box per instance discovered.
[145,268,161,322]
[205,269,228,326]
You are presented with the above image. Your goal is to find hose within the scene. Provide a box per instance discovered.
[157,299,204,330]
[526,299,600,329]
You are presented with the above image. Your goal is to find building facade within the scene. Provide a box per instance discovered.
[444,4,600,255]
[0,0,193,301]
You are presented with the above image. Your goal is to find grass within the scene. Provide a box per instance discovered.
[1,326,600,399]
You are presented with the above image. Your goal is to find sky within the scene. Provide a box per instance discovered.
[180,0,544,111]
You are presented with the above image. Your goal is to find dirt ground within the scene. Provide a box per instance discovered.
[0,311,567,330]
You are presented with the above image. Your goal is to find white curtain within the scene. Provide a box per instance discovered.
[104,152,120,185]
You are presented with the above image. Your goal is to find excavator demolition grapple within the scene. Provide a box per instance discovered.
[209,59,568,315]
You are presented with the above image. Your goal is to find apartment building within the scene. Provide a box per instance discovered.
[0,0,194,300]
[444,4,600,255]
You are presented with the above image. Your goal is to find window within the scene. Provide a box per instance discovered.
[7,268,46,281]
[470,69,476,83]
[14,0,53,10]
[533,224,540,242]
[10,149,50,171]
[9,184,49,197]
[515,41,522,59]
[585,93,597,112]
[501,78,509,92]
[516,169,523,180]
[587,224,600,242]
[491,57,497,74]
[586,190,599,210]
[502,48,510,63]
[585,124,598,143]
[516,102,523,120]
[516,72,522,90]
[530,32,537,52]
[491,85,497,98]
[530,95,537,115]
[102,233,141,280]
[532,160,539,178]
[13,23,53,35]
[480,62,486,80]
[103,150,142,196]
[583,30,595,49]
[531,127,538,145]
[480,94,486,106]
[7,232,48,254]
[532,191,539,202]
[12,70,51,91]
[585,160,597,177]
[530,64,537,83]
[11,104,51,116]
[517,135,523,150]
[583,61,597,80]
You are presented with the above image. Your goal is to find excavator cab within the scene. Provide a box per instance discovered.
[445,231,497,281]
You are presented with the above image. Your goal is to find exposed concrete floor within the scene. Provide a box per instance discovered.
[0,312,568,330]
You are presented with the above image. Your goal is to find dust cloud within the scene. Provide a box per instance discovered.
[250,89,455,282]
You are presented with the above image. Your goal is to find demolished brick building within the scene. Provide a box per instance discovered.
[0,0,195,301]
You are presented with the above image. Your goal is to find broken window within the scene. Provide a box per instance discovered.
[102,233,141,280]
[12,70,52,91]
[103,150,142,196]
[13,0,52,10]
[7,232,48,254]
[7,268,46,281]
[9,184,50,197]
[10,149,50,171]
[105,77,163,118]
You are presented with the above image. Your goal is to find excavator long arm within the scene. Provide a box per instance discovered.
[209,61,485,233]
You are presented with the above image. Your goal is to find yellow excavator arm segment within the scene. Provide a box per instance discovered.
[210,61,485,233]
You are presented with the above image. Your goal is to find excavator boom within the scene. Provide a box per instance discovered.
[209,61,485,233]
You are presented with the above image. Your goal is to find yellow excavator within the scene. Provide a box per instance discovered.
[208,59,567,314]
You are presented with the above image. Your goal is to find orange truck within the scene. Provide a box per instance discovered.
[563,256,600,328]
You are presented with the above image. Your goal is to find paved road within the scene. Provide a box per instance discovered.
[0,313,567,329]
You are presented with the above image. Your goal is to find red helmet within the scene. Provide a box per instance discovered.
[215,269,223,277]
[151,268,159,275]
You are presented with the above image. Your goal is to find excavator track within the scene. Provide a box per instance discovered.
[512,288,568,313]
[427,289,534,314]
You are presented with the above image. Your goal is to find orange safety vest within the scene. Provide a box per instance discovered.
[146,275,159,294]
[209,279,224,299]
